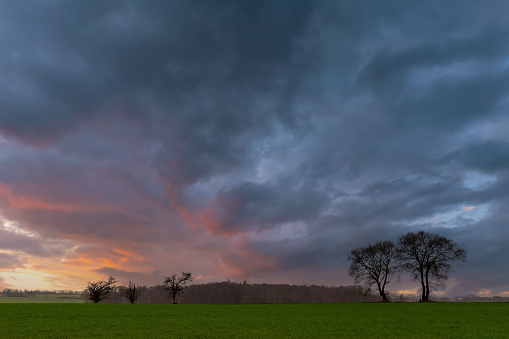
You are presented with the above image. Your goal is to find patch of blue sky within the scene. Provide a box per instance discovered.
[462,170,496,190]
[408,203,492,229]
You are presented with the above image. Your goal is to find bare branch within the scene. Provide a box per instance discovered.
[348,241,398,302]
[85,276,117,303]
[163,272,193,304]
[119,280,143,304]
[397,231,466,301]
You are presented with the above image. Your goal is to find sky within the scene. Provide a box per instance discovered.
[0,0,508,297]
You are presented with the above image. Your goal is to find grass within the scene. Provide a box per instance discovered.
[0,303,508,338]
[0,294,83,303]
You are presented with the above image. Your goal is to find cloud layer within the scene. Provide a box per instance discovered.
[1,0,508,295]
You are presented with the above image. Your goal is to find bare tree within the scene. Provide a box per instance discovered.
[348,241,398,302]
[397,231,466,302]
[119,280,143,304]
[163,272,192,304]
[85,276,116,303]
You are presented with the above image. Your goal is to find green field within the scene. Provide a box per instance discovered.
[0,294,83,304]
[0,303,507,338]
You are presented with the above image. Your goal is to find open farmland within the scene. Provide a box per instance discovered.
[0,303,508,338]
[0,294,83,304]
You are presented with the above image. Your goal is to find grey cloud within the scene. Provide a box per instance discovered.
[0,229,51,256]
[0,0,317,145]
[390,71,509,131]
[1,205,182,247]
[359,29,509,93]
[446,141,509,174]
[450,209,509,293]
[236,173,496,278]
[0,252,23,269]
[209,181,330,232]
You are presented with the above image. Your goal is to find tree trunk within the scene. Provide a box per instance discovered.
[426,272,429,301]
[420,271,426,301]
[172,292,177,304]
[377,283,388,302]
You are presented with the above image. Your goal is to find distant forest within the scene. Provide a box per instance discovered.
[3,281,508,303]
[93,281,381,304]
[2,282,379,303]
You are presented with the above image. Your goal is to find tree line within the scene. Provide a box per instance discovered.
[348,230,467,302]
[85,272,193,304]
[1,289,81,297]
[84,275,380,304]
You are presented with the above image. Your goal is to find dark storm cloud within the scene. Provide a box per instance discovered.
[435,202,509,294]
[390,72,509,131]
[0,0,508,294]
[359,28,509,92]
[0,0,317,145]
[204,181,329,233]
[446,141,509,174]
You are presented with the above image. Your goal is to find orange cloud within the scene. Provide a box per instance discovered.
[462,206,476,211]
[215,237,279,278]
[478,288,492,296]
[163,181,245,238]
[397,288,420,295]
[17,244,158,290]
[113,248,137,257]
[0,254,115,291]
[62,247,148,270]
[195,275,215,280]
[113,248,145,262]
[0,183,113,212]
[162,184,281,279]
[197,207,237,237]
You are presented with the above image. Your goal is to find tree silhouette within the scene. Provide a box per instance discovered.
[119,280,142,304]
[397,231,466,301]
[348,241,398,302]
[163,272,193,304]
[85,276,116,303]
